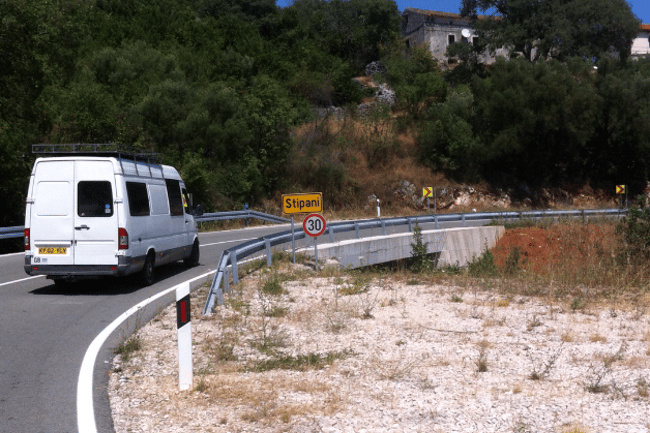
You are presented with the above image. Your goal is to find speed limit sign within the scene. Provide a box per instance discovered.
[303,213,327,237]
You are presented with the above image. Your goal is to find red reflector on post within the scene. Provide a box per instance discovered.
[176,295,191,329]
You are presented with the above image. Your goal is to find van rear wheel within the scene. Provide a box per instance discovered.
[141,253,155,286]
[184,240,200,268]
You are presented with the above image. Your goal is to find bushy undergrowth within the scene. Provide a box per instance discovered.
[403,217,650,303]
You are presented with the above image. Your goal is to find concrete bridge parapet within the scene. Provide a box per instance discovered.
[301,226,505,269]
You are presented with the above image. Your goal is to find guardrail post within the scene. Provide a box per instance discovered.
[355,223,360,239]
[265,238,272,267]
[408,218,412,232]
[461,214,466,227]
[434,214,439,229]
[381,220,386,236]
[231,250,239,285]
[224,268,230,292]
[329,225,334,243]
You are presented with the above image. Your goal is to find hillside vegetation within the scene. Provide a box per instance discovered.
[2,0,649,235]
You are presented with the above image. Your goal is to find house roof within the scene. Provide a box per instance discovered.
[641,24,650,32]
[402,7,494,21]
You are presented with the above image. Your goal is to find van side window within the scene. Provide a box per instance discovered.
[182,188,190,214]
[165,179,183,216]
[78,181,113,217]
[126,182,150,216]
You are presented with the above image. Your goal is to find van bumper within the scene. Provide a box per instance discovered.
[24,255,140,279]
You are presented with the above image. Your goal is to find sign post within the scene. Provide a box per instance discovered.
[176,283,192,390]
[616,185,627,209]
[291,216,295,264]
[283,193,323,264]
[423,187,433,214]
[303,213,327,271]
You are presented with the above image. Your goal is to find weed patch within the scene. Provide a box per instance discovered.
[248,350,352,372]
[114,336,142,363]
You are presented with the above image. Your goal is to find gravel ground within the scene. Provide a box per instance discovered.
[110,265,650,433]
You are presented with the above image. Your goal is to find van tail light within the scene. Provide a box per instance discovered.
[118,228,128,250]
[24,228,30,250]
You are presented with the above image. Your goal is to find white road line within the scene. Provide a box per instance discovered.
[0,251,26,258]
[77,269,217,433]
[0,275,44,287]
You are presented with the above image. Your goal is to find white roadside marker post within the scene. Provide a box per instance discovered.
[176,282,192,390]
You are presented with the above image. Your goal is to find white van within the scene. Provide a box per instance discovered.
[24,144,201,286]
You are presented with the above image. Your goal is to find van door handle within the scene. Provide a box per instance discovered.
[75,225,90,230]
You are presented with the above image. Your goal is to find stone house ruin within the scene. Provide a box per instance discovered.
[632,24,650,58]
[401,8,507,67]
[402,7,650,66]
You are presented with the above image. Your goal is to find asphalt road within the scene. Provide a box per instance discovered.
[0,217,487,433]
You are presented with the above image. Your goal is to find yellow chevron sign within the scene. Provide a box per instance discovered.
[423,187,433,198]
[616,185,626,195]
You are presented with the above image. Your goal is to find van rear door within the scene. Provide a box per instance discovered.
[73,161,119,265]
[30,160,75,266]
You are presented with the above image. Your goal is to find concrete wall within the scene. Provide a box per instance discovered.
[300,226,505,269]
[632,29,650,58]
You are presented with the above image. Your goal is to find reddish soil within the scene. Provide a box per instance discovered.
[491,227,554,273]
[491,224,617,274]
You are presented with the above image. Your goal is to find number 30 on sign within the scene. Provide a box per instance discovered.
[303,213,327,237]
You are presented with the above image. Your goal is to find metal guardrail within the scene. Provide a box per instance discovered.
[0,226,24,240]
[0,211,290,241]
[202,208,628,315]
[196,210,290,225]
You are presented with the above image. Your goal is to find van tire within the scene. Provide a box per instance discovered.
[184,240,200,268]
[141,253,155,286]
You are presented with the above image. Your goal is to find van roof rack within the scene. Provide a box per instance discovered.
[32,143,162,164]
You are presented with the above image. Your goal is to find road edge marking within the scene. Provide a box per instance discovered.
[77,270,216,433]
[0,275,44,288]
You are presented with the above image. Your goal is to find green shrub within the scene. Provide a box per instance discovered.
[261,274,284,296]
[410,222,430,273]
[468,248,499,277]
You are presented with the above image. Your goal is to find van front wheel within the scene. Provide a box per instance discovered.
[184,240,200,268]
[141,253,155,286]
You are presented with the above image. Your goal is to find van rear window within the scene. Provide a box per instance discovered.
[126,182,150,216]
[78,181,113,217]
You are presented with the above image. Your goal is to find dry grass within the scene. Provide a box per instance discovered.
[111,219,650,432]
[467,220,650,311]
[286,116,450,215]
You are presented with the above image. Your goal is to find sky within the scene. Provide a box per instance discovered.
[276,0,650,25]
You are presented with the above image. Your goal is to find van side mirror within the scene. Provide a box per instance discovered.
[194,204,204,217]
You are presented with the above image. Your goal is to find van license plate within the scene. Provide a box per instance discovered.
[39,247,67,254]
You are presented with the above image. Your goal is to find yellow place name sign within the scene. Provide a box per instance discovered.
[282,192,322,214]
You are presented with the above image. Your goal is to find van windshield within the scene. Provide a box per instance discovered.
[78,181,113,217]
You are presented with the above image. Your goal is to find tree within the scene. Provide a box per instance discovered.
[196,0,277,21]
[419,85,481,180]
[287,0,401,71]
[584,58,650,193]
[381,43,446,120]
[0,0,87,230]
[461,0,640,62]
[471,58,599,187]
